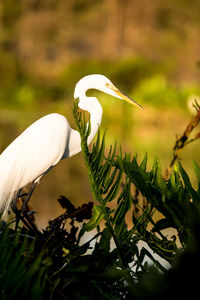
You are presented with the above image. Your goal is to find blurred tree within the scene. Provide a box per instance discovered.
[0,0,199,83]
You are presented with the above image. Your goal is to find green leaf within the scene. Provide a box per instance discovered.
[153,218,174,232]
[151,157,159,178]
[114,220,127,239]
[139,247,167,272]
[178,161,200,203]
[84,205,105,231]
[140,152,148,171]
[107,143,116,161]
[193,160,200,191]
[103,167,118,193]
[126,165,152,200]
[104,170,123,203]
[91,132,106,173]
[98,227,112,253]
[113,184,132,225]
[113,199,127,225]
[99,163,112,188]
[152,159,167,194]
[168,170,179,189]
[117,179,130,204]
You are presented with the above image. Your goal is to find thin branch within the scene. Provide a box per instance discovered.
[165,101,200,178]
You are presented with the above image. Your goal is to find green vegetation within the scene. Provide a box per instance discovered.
[0,227,46,299]
[1,103,200,299]
[0,1,200,296]
[0,1,199,213]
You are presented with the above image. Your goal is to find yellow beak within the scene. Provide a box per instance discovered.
[107,83,143,109]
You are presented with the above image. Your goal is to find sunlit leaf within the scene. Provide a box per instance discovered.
[84,205,105,231]
[193,161,200,192]
[140,152,148,171]
[178,161,200,203]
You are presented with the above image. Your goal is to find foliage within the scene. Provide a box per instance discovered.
[1,102,200,299]
[73,100,200,256]
[0,225,46,300]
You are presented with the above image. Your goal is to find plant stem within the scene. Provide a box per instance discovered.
[165,104,200,179]
[73,104,133,281]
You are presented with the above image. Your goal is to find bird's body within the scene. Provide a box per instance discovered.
[0,74,141,216]
[0,114,68,212]
[1,114,69,186]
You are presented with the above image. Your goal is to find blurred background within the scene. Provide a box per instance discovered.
[0,0,200,228]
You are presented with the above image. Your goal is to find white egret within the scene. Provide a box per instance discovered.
[0,74,142,218]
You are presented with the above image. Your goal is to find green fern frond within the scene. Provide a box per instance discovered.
[73,101,200,276]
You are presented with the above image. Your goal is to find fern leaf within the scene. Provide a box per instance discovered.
[84,205,105,231]
[104,169,123,203]
[103,167,118,194]
[140,152,148,171]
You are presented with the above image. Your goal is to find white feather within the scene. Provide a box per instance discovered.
[0,74,139,216]
[0,113,70,214]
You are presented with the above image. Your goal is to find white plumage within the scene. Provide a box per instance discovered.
[0,74,141,216]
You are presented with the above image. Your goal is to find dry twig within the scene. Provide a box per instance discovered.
[165,100,200,178]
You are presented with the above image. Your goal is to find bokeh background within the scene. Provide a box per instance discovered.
[0,0,200,228]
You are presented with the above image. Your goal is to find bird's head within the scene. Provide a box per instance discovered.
[74,74,143,109]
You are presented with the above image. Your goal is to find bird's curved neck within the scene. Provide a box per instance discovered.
[68,96,103,157]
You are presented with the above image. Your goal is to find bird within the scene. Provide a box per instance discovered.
[0,74,142,219]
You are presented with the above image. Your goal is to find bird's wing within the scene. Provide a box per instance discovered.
[0,113,70,212]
